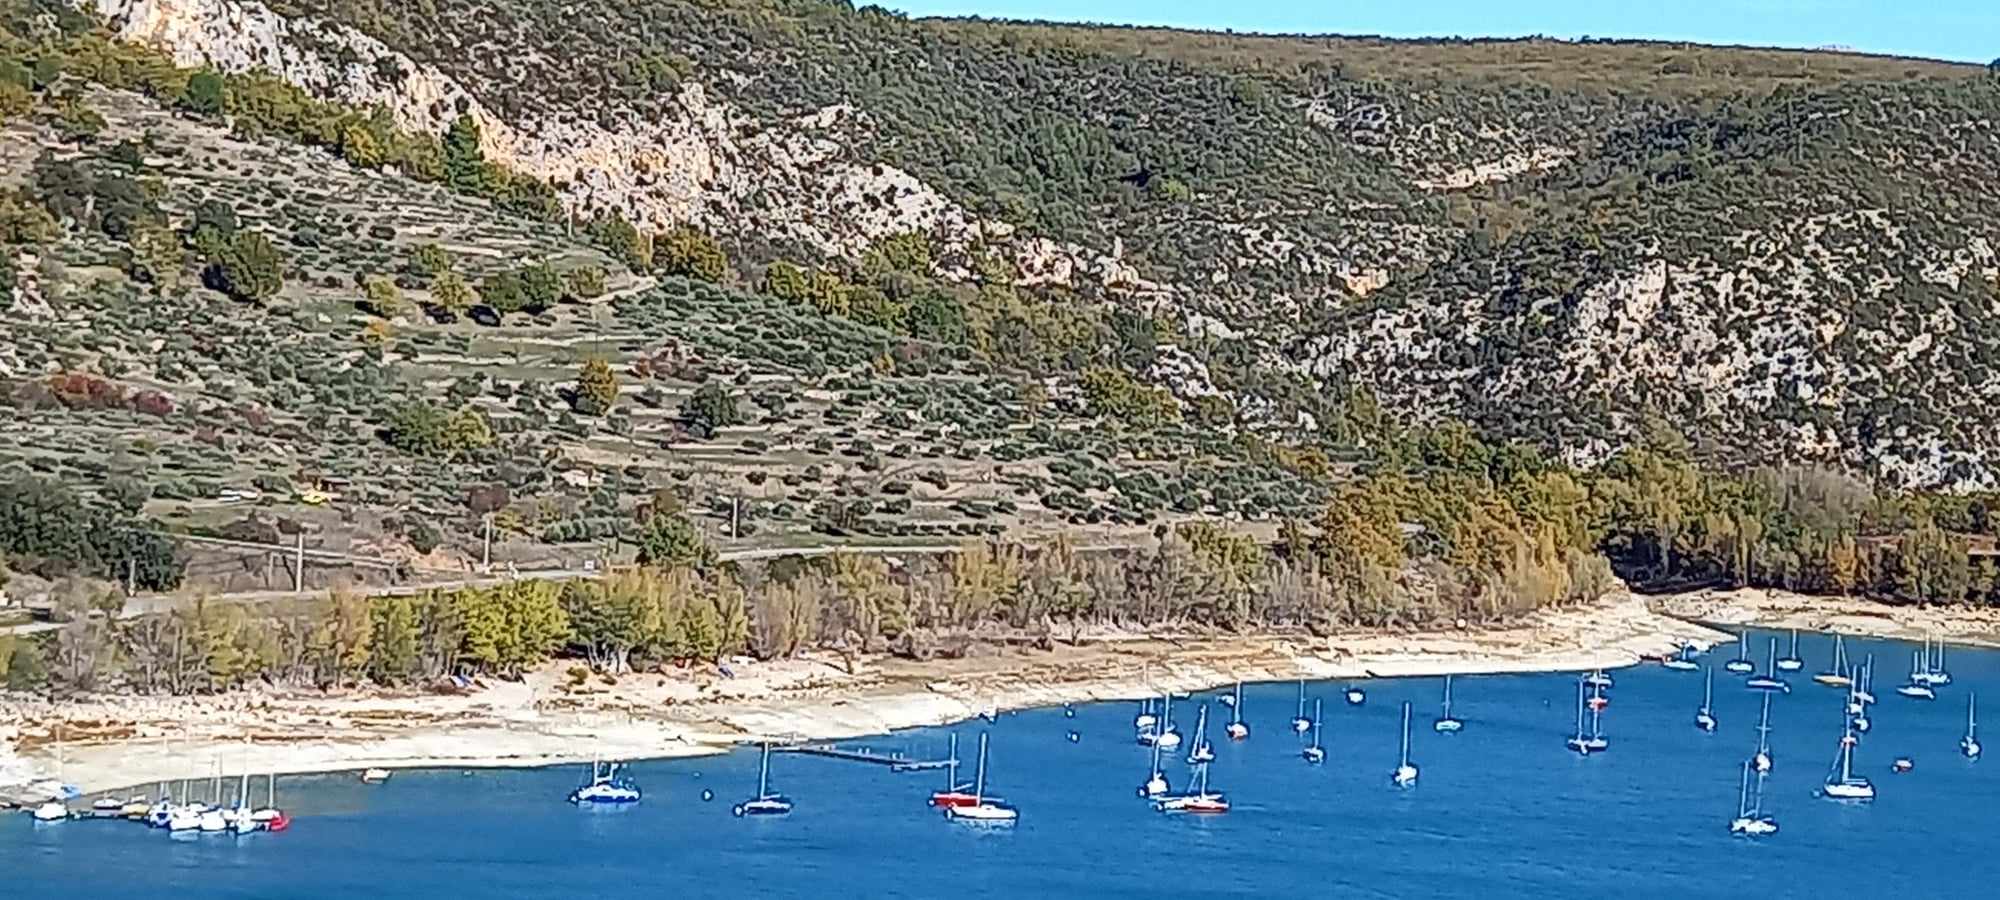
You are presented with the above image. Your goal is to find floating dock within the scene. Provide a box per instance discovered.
[775,744,954,772]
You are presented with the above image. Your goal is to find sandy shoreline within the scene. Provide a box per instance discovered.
[1656,586,2000,650]
[5,589,1730,804]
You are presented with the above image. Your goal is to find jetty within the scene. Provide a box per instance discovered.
[775,743,954,772]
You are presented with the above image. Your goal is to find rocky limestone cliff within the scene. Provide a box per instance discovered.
[85,0,1145,293]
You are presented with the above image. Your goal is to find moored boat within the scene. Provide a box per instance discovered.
[1434,674,1463,733]
[944,732,1017,824]
[733,741,794,817]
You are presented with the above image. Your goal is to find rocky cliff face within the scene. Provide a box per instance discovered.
[86,0,1140,293]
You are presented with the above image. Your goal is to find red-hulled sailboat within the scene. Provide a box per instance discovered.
[929,732,979,808]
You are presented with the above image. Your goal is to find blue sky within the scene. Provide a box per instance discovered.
[887,1,1999,64]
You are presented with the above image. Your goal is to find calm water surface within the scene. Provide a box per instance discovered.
[4,631,1995,898]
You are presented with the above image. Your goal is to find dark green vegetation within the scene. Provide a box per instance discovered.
[4,0,2000,629]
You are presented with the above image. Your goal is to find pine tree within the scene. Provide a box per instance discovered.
[369,596,420,684]
[574,358,618,416]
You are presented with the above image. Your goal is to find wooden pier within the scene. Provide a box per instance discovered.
[775,744,954,772]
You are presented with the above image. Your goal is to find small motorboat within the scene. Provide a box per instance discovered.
[1344,686,1367,706]
[30,801,67,822]
[360,768,392,784]
[1891,757,1914,773]
[1661,645,1700,671]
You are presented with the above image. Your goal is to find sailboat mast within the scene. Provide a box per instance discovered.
[1442,675,1453,716]
[1766,637,1777,673]
[758,742,771,797]
[1703,666,1713,708]
[1312,699,1323,748]
[268,771,275,808]
[947,732,959,789]
[1737,761,1750,817]
[1399,702,1411,766]
[1231,683,1243,725]
[1574,679,1586,736]
[972,733,989,803]
[1757,694,1772,752]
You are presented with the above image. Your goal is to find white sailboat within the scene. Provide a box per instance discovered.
[732,741,794,816]
[1224,682,1250,740]
[198,762,228,831]
[1746,637,1790,692]
[1186,704,1216,764]
[1724,632,1756,674]
[1434,675,1464,733]
[1301,698,1326,764]
[246,772,289,832]
[1290,680,1312,733]
[568,758,643,804]
[1154,694,1182,750]
[945,733,1018,823]
[1585,682,1610,751]
[30,721,68,823]
[1694,666,1718,732]
[1155,760,1228,814]
[1776,628,1805,672]
[1728,760,1779,836]
[1391,702,1418,787]
[1566,678,1595,756]
[1813,634,1852,688]
[1584,669,1615,690]
[1851,665,1873,733]
[1963,693,1982,760]
[1134,697,1158,732]
[1852,654,1876,705]
[1140,737,1170,797]
[1820,709,1875,801]
[1896,650,1937,700]
[1920,635,1953,686]
[1753,693,1775,773]
[229,770,259,834]
[1662,643,1699,671]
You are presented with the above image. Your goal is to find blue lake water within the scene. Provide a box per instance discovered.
[4,630,1995,898]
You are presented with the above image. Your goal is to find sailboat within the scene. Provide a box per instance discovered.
[1851,666,1873,733]
[1154,694,1182,750]
[246,772,290,832]
[732,741,794,816]
[1140,737,1170,797]
[1896,650,1937,700]
[1852,654,1876,705]
[1813,634,1852,688]
[1134,697,1158,732]
[1186,704,1216,765]
[1776,628,1805,672]
[1661,644,1699,671]
[1391,702,1418,787]
[1584,669,1615,690]
[1919,635,1953,686]
[568,758,642,804]
[1301,698,1326,764]
[1753,693,1775,773]
[1728,760,1779,836]
[1566,678,1595,756]
[1434,675,1464,733]
[945,733,1017,823]
[1746,637,1790,692]
[1962,693,1982,760]
[1694,666,1718,732]
[1224,682,1250,740]
[1585,682,1610,751]
[30,722,68,822]
[1155,760,1228,814]
[1724,632,1756,674]
[930,733,978,807]
[228,770,259,834]
[198,762,228,831]
[1819,709,1875,801]
[1290,680,1312,733]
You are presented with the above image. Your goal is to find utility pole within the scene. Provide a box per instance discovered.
[482,513,494,572]
[293,532,305,593]
[730,495,741,538]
